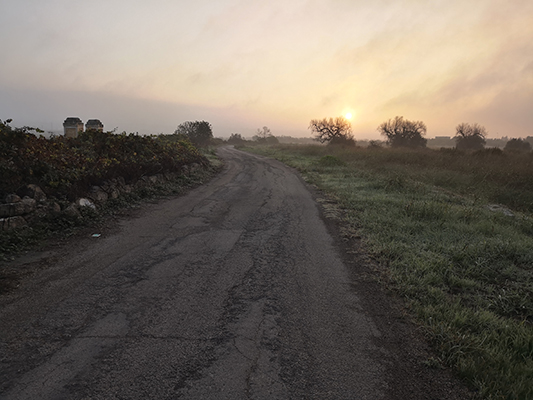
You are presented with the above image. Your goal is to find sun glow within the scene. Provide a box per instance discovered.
[345,112,353,120]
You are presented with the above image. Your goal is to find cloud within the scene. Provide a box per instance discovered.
[1,0,532,138]
[0,86,300,137]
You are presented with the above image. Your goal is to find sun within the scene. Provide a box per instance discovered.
[345,112,353,120]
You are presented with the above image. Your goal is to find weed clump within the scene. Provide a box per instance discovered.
[318,155,346,167]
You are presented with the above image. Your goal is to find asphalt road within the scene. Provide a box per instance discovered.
[0,147,470,399]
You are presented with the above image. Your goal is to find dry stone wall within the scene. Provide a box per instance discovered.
[0,164,202,232]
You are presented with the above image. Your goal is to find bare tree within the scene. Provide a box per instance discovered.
[309,117,353,144]
[255,126,272,139]
[454,123,486,151]
[253,126,278,144]
[377,116,427,148]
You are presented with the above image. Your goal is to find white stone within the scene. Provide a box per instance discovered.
[76,198,96,209]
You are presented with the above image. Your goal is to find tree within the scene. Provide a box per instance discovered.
[228,133,246,145]
[253,126,279,144]
[255,126,271,139]
[309,117,353,144]
[454,123,486,151]
[174,120,213,147]
[377,116,427,148]
[265,135,279,144]
[504,138,531,152]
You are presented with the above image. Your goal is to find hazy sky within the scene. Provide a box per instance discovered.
[1,0,532,139]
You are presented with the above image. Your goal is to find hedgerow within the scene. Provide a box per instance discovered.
[0,119,207,200]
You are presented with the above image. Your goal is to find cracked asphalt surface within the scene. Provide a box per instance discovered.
[0,147,471,399]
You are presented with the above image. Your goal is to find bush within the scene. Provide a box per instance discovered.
[504,138,531,153]
[329,135,356,147]
[227,133,246,145]
[368,140,384,149]
[0,120,207,201]
[174,121,213,148]
[318,155,346,167]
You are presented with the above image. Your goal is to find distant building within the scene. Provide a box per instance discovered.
[63,117,84,138]
[86,119,104,132]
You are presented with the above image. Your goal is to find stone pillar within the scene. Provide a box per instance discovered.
[63,117,84,138]
[85,119,104,132]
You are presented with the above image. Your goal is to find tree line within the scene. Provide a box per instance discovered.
[163,118,530,152]
[169,121,281,148]
[309,116,532,152]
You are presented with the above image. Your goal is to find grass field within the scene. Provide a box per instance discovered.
[244,144,533,400]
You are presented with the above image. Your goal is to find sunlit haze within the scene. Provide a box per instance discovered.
[1,0,532,139]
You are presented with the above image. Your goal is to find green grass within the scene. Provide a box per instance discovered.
[245,144,533,400]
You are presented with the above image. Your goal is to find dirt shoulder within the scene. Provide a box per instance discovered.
[312,190,476,400]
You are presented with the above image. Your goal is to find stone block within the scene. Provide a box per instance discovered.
[21,197,37,213]
[89,186,109,203]
[0,216,28,231]
[0,202,26,218]
[5,194,21,203]
[76,198,96,209]
[49,202,62,215]
[17,184,46,202]
[63,204,81,218]
[101,181,120,199]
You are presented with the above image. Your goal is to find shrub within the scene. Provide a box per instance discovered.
[368,140,384,149]
[174,121,213,148]
[0,120,207,201]
[329,135,356,147]
[227,133,246,145]
[318,155,346,167]
[504,138,531,153]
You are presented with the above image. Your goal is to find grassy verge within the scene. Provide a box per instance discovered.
[245,144,533,400]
